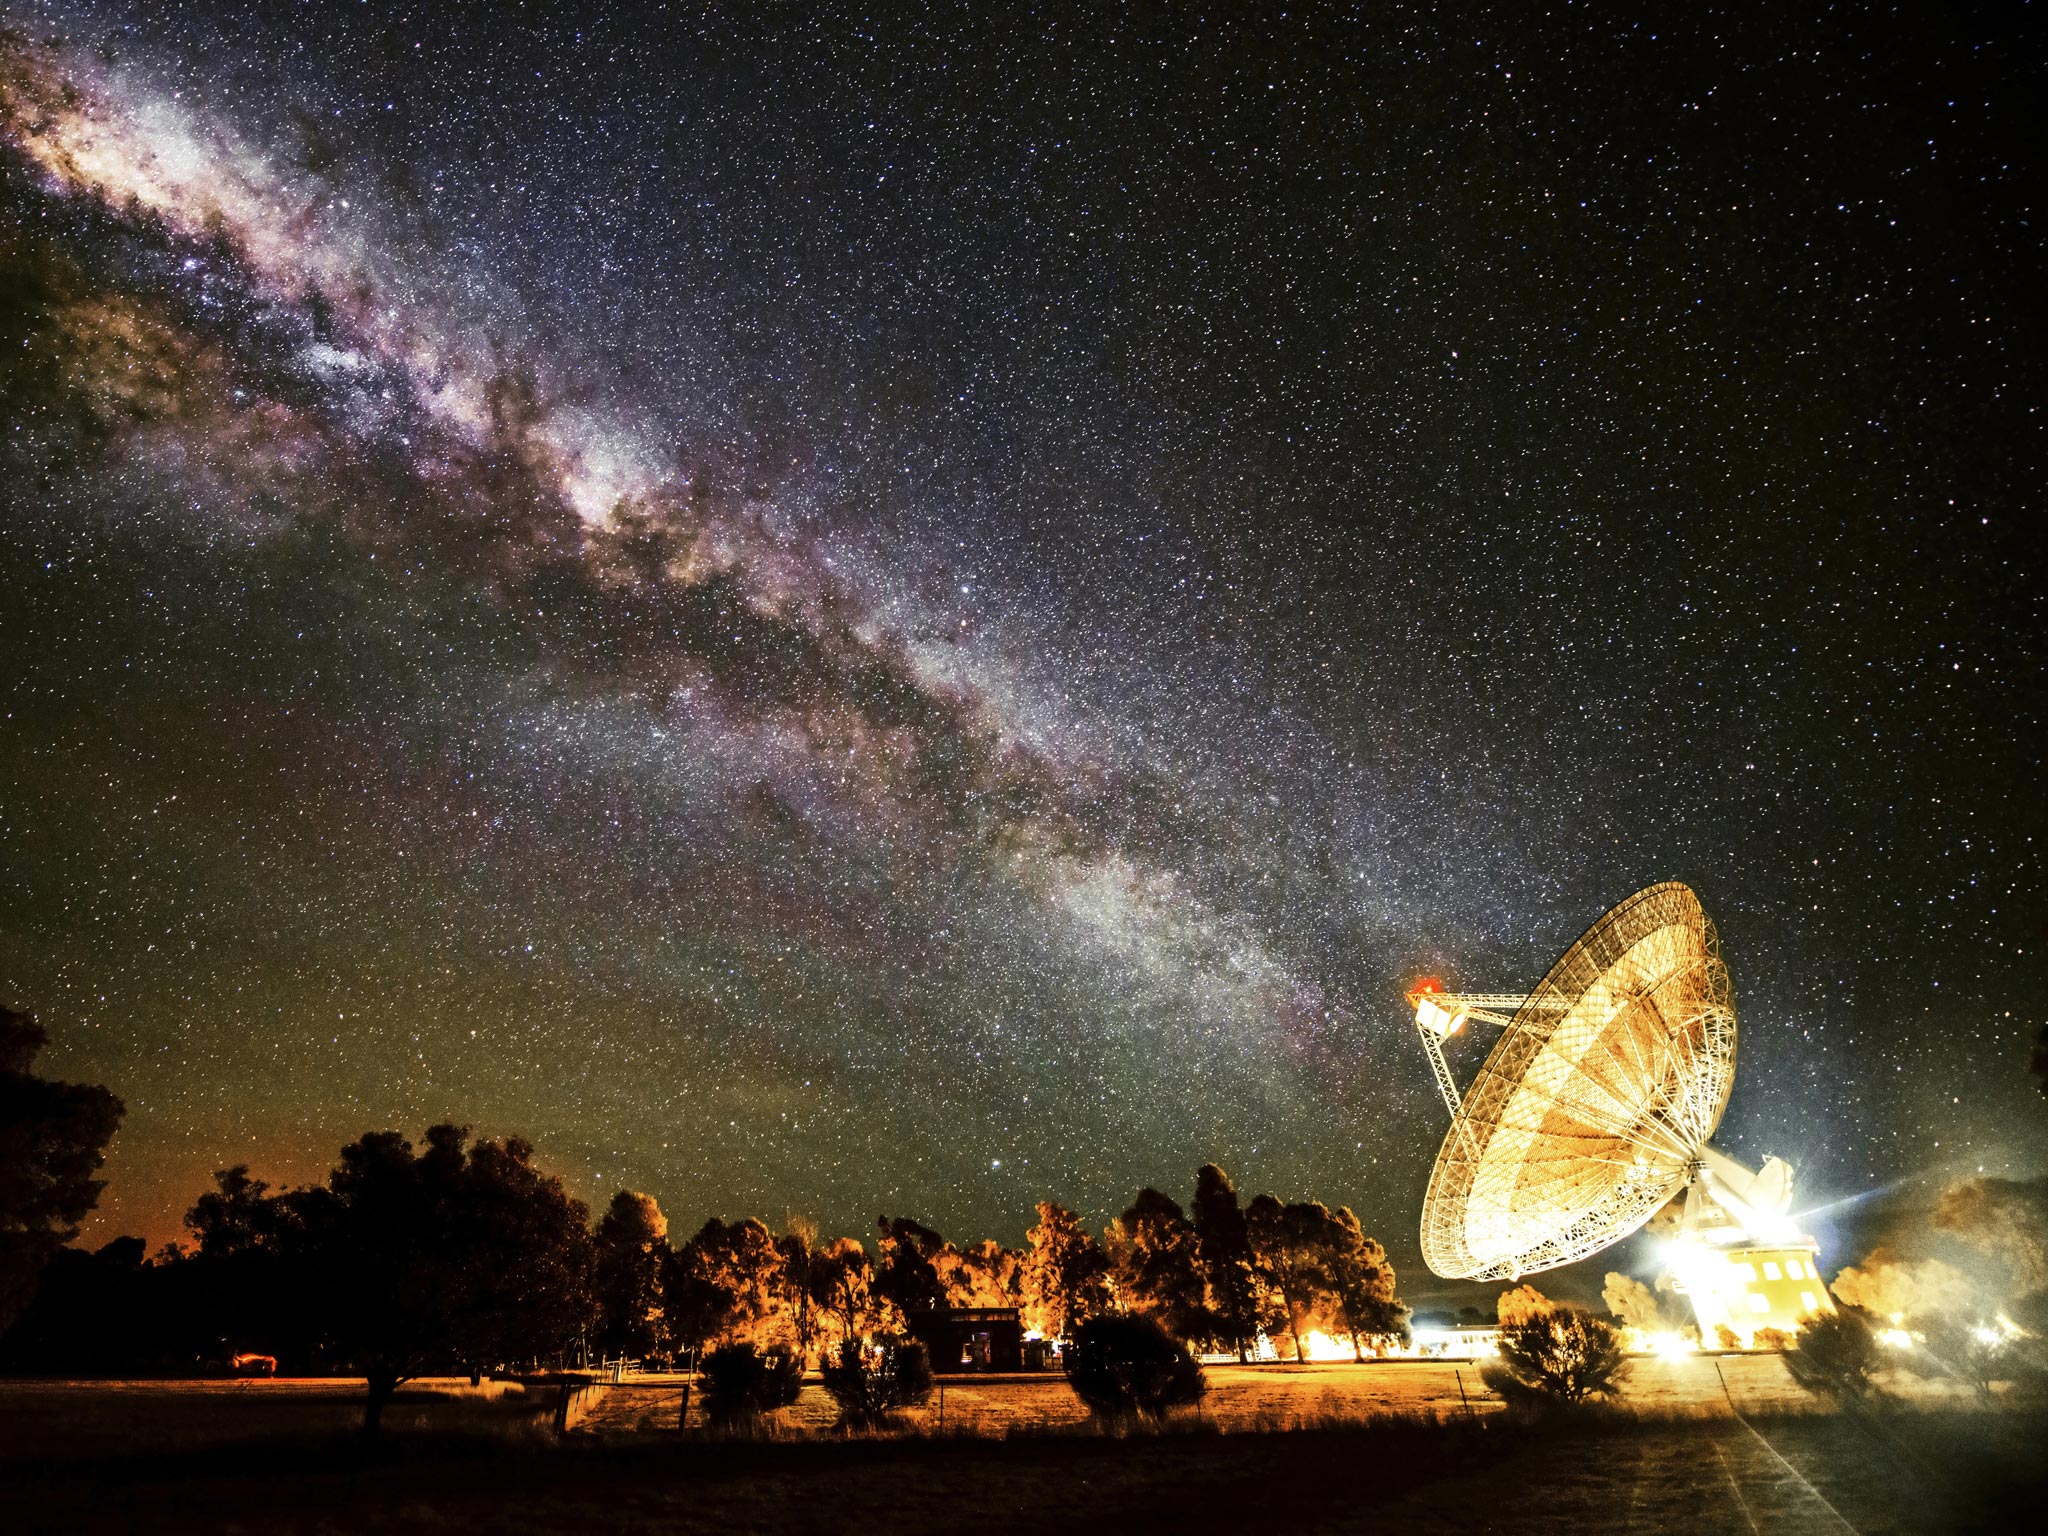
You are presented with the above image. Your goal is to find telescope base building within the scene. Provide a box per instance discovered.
[1669,1237,1835,1345]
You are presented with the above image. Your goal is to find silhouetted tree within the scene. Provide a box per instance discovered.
[594,1190,670,1361]
[875,1215,950,1352]
[1482,1309,1628,1409]
[1192,1164,1259,1360]
[186,1165,278,1259]
[0,1236,158,1372]
[1064,1314,1206,1428]
[1786,1305,1884,1402]
[1246,1195,1336,1360]
[1326,1207,1408,1359]
[176,1165,320,1367]
[0,1006,123,1335]
[1107,1188,1209,1341]
[1022,1201,1111,1341]
[295,1125,594,1434]
[1912,1316,2044,1404]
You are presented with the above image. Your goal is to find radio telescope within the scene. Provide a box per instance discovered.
[1409,883,1833,1340]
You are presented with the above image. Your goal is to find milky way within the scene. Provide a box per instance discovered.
[2,3,2042,1297]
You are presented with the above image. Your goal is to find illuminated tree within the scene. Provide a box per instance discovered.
[1246,1195,1337,1361]
[1327,1207,1408,1359]
[1934,1177,2048,1302]
[774,1217,828,1366]
[939,1238,1024,1308]
[1192,1164,1260,1361]
[814,1236,883,1345]
[1107,1188,1209,1341]
[1829,1247,1977,1323]
[666,1217,786,1352]
[1482,1309,1628,1408]
[594,1190,671,1360]
[1496,1283,1555,1327]
[0,1006,123,1336]
[1602,1272,1670,1333]
[1022,1201,1111,1341]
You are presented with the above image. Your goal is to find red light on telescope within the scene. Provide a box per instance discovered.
[1408,976,1444,999]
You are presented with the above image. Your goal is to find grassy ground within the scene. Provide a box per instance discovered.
[2,1365,2038,1533]
[0,1378,546,1464]
[579,1351,1925,1436]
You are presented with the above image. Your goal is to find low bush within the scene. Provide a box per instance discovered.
[700,1342,804,1431]
[1785,1307,1882,1402]
[1064,1315,1205,1427]
[1481,1309,1627,1411]
[819,1338,934,1430]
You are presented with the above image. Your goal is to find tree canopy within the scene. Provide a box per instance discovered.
[1192,1164,1260,1361]
[0,1006,123,1335]
[1022,1201,1111,1341]
[305,1125,595,1431]
[2,1143,1409,1387]
[1108,1188,1209,1341]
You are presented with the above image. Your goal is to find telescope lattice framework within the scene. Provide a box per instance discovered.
[1413,882,1738,1281]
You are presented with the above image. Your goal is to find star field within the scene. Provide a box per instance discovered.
[1,2,2042,1293]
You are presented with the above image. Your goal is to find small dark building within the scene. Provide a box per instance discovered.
[926,1306,1025,1372]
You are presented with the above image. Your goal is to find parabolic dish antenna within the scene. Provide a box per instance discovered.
[1411,882,1739,1281]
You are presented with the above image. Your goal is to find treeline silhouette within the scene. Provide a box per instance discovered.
[0,1123,1409,1429]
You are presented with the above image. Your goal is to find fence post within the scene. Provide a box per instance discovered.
[678,1382,690,1431]
[1454,1367,1473,1418]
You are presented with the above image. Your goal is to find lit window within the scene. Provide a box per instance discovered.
[1750,1294,1771,1314]
[1763,1262,1782,1281]
[1784,1260,1804,1280]
[1739,1264,1758,1282]
[1801,1292,1817,1313]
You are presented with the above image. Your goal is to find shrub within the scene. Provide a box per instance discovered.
[1481,1309,1627,1410]
[1064,1314,1206,1427]
[700,1341,804,1430]
[1786,1306,1883,1402]
[818,1338,934,1430]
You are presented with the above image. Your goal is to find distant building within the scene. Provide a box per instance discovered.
[926,1306,1024,1372]
[1409,1322,1501,1358]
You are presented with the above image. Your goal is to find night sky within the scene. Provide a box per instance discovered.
[2,2,2042,1302]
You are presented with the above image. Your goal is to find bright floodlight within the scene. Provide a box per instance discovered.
[1412,882,1738,1281]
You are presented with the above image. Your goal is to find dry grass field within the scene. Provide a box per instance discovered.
[1,1361,2039,1534]
[578,1351,1955,1438]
